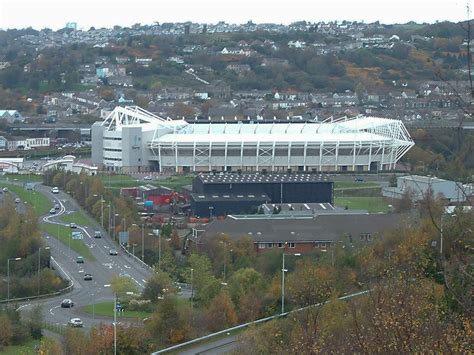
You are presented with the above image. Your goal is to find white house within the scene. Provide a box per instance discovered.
[0,110,23,123]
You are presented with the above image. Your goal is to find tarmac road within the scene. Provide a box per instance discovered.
[12,183,153,329]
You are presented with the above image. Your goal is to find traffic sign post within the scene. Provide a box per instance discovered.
[71,231,83,240]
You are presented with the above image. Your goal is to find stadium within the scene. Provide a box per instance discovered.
[91,106,414,173]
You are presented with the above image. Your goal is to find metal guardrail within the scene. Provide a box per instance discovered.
[0,257,73,304]
[119,243,154,272]
[151,289,371,354]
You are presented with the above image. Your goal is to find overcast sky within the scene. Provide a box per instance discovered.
[0,0,470,30]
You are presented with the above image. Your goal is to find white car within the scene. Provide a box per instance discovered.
[68,318,83,327]
[143,175,153,180]
[51,187,59,194]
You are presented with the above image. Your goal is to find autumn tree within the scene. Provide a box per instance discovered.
[204,289,238,332]
[142,271,176,302]
[0,315,12,348]
[111,274,138,296]
[185,253,221,306]
[37,336,63,355]
[147,298,193,345]
[287,261,336,307]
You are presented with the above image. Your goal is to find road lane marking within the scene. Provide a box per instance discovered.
[16,304,31,311]
[50,305,60,316]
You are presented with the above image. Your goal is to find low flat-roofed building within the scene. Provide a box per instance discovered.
[187,213,401,254]
[383,175,467,203]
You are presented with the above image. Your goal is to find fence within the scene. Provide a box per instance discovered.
[119,243,154,273]
[151,289,371,354]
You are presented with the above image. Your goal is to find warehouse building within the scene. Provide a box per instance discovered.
[91,106,414,173]
[190,172,333,217]
[382,175,468,203]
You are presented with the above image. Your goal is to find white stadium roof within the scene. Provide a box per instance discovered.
[155,132,393,144]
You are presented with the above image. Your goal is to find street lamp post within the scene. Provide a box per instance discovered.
[107,204,111,237]
[103,284,133,355]
[38,247,50,295]
[141,223,145,261]
[114,213,119,240]
[113,295,117,355]
[440,213,455,255]
[220,241,231,283]
[190,268,194,311]
[7,257,21,304]
[158,229,161,270]
[93,194,104,228]
[111,290,134,355]
[281,252,301,314]
[132,243,138,256]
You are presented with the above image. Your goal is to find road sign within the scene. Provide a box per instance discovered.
[71,231,83,240]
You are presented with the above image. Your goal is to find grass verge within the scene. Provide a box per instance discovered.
[3,174,43,182]
[99,174,193,191]
[1,182,52,216]
[334,181,380,189]
[82,301,150,319]
[334,197,390,213]
[41,223,96,261]
[61,211,94,227]
[1,339,41,355]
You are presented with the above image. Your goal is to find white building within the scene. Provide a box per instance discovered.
[0,110,23,123]
[0,158,23,173]
[383,175,468,203]
[42,155,98,175]
[91,106,414,174]
[7,137,50,151]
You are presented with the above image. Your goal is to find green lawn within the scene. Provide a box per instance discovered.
[3,174,43,182]
[1,339,40,355]
[99,174,193,191]
[1,183,52,216]
[41,223,95,261]
[158,176,193,189]
[61,211,94,227]
[334,197,390,213]
[334,181,380,189]
[83,301,150,319]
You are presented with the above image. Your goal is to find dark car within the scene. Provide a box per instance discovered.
[83,273,92,281]
[61,299,74,308]
[354,176,364,182]
[76,256,84,263]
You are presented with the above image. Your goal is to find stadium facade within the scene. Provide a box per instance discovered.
[91,106,414,173]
